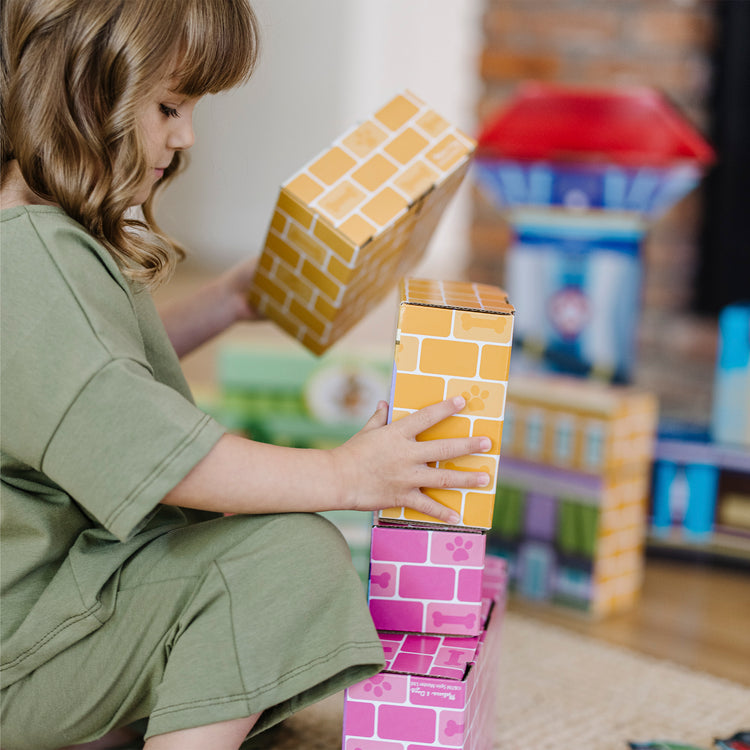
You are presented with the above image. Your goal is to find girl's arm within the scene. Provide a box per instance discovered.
[159,258,261,358]
[162,397,493,524]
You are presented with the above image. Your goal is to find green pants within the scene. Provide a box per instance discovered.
[0,513,383,748]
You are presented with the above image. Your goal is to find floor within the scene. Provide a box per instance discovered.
[154,261,750,690]
[507,556,750,687]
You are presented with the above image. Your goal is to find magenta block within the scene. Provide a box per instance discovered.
[379,705,436,742]
[343,558,509,750]
[368,526,487,636]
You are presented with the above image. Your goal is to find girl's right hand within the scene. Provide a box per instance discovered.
[331,396,493,523]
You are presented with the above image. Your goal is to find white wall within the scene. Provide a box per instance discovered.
[158,0,483,281]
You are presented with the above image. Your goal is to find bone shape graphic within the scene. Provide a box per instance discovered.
[431,610,477,629]
[445,719,466,737]
[370,571,391,589]
[444,649,467,666]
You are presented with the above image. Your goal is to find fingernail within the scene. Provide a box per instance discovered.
[479,437,492,452]
[447,511,461,525]
[478,473,490,487]
[453,396,466,409]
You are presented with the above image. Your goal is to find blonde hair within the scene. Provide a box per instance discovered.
[1,0,260,285]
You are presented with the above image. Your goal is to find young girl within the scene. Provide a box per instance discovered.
[0,1,492,748]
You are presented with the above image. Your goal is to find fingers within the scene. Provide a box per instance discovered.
[416,435,492,464]
[403,491,462,525]
[418,466,492,492]
[399,470,490,523]
[393,396,467,436]
[361,400,389,432]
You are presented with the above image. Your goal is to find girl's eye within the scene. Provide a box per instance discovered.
[159,103,180,119]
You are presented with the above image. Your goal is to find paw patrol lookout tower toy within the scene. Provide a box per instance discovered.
[474,83,714,383]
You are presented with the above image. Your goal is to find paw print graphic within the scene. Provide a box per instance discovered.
[462,385,490,413]
[363,674,393,698]
[446,536,473,562]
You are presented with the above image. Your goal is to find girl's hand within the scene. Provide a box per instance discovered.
[215,256,264,323]
[331,396,492,524]
[160,256,263,357]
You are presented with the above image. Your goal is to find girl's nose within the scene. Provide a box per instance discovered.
[168,117,195,151]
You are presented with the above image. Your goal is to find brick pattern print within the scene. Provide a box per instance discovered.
[343,560,507,750]
[380,279,514,528]
[342,279,513,748]
[368,526,487,636]
[493,375,657,617]
[249,92,476,355]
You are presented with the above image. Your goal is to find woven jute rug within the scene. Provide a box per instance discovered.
[253,612,750,750]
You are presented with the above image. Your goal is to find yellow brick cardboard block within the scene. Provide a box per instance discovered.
[501,375,658,475]
[249,92,476,355]
[490,374,658,618]
[380,278,515,529]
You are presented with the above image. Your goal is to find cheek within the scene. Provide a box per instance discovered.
[139,113,165,157]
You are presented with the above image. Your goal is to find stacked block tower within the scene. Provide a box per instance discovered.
[342,278,515,750]
[246,93,511,746]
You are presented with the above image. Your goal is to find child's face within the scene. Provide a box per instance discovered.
[133,79,201,206]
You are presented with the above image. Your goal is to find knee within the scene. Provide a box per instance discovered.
[273,512,351,563]
[214,512,361,590]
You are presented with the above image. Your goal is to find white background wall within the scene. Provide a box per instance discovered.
[158,0,484,282]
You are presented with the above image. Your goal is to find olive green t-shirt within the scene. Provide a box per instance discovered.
[0,206,226,686]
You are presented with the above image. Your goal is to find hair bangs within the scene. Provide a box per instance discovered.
[175,0,260,98]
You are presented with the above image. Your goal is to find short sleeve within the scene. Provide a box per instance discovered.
[41,356,224,539]
[0,208,225,541]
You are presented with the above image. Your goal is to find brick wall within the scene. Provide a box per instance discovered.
[470,0,719,423]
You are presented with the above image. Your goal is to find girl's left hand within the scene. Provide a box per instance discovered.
[217,256,265,323]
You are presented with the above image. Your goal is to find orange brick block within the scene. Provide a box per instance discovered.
[249,91,475,355]
[380,277,515,529]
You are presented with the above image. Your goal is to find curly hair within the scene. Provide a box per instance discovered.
[1,0,260,285]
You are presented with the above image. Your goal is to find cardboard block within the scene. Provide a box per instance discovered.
[485,374,658,616]
[501,374,658,476]
[249,92,475,355]
[492,458,650,617]
[379,278,515,529]
[368,525,487,636]
[343,557,507,750]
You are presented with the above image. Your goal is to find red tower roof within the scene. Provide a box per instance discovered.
[477,82,714,167]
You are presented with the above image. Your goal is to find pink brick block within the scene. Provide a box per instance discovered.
[368,526,486,636]
[343,557,508,750]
